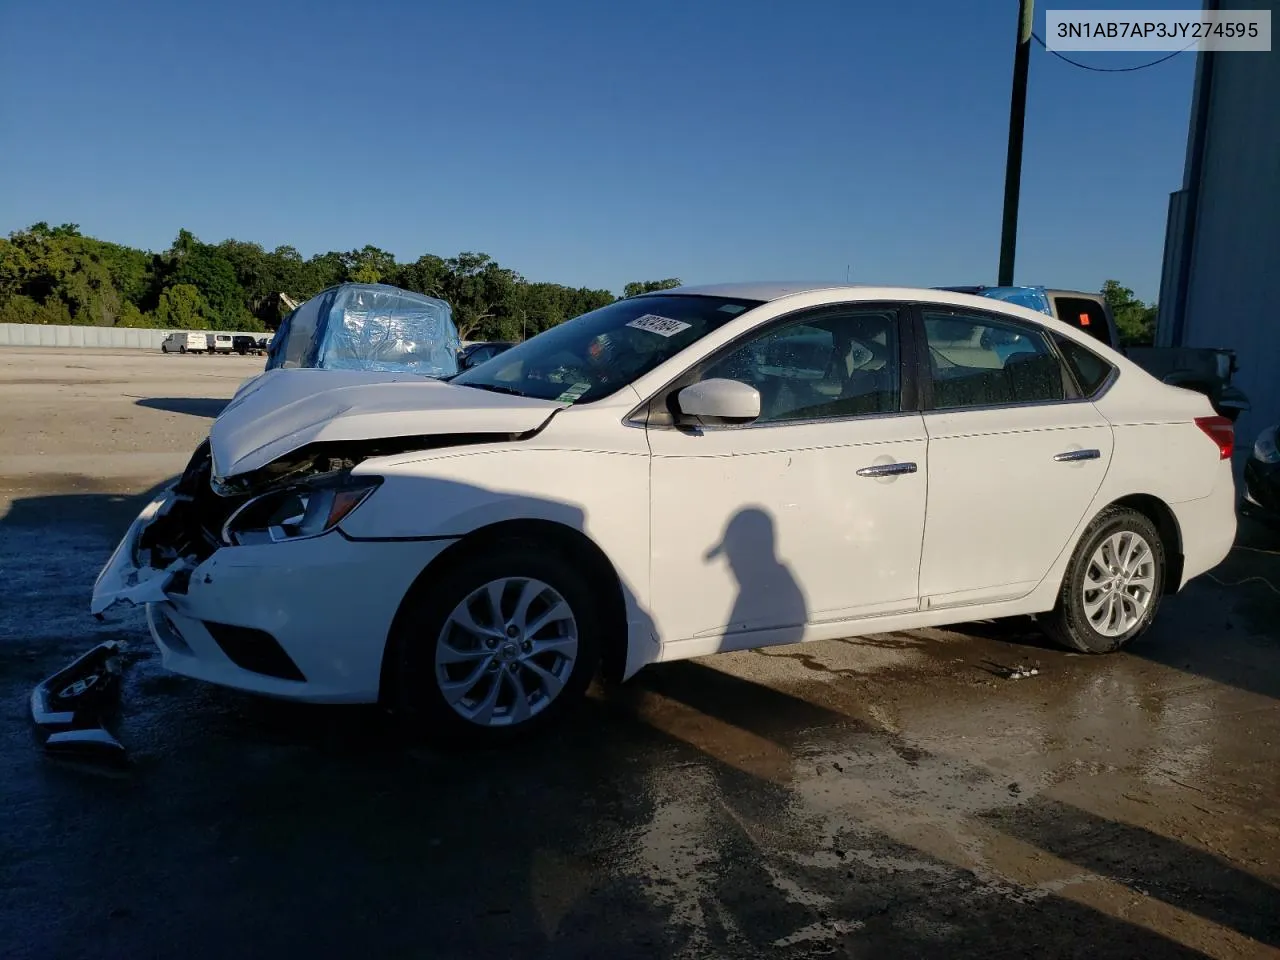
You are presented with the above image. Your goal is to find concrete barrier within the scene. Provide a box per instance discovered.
[0,324,262,350]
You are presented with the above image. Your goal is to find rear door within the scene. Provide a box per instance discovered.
[914,304,1114,609]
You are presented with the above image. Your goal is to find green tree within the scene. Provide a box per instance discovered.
[269,245,305,297]
[1101,280,1157,347]
[443,252,522,340]
[343,245,397,285]
[116,302,159,327]
[514,282,615,339]
[161,234,248,329]
[299,251,346,297]
[392,254,449,298]
[622,278,681,298]
[0,225,134,325]
[0,294,41,323]
[0,223,644,340]
[155,283,210,329]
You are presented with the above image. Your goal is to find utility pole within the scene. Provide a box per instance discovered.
[998,0,1035,286]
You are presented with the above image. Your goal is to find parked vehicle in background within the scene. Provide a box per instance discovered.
[160,331,208,354]
[93,284,1236,744]
[232,335,260,356]
[206,333,233,355]
[458,340,516,370]
[940,286,1250,423]
[1243,420,1280,527]
[256,334,274,353]
[264,283,459,377]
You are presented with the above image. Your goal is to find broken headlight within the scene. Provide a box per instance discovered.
[220,477,381,546]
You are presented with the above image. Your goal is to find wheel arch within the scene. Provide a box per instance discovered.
[378,518,630,707]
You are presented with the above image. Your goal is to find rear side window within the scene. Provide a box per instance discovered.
[1052,296,1113,347]
[922,310,1067,410]
[1054,335,1114,396]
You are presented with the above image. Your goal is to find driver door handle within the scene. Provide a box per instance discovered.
[856,461,917,478]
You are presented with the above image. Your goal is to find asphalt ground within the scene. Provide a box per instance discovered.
[1,347,1278,959]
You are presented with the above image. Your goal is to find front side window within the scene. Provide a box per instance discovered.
[697,308,900,423]
[452,295,763,403]
[923,309,1067,410]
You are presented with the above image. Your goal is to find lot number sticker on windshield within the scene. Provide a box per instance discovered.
[627,314,691,338]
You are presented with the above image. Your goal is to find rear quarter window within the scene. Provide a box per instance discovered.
[1054,335,1114,396]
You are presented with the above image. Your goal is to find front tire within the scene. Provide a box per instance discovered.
[1043,507,1165,654]
[390,540,601,744]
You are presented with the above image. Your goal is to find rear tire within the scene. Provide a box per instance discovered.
[1042,506,1165,654]
[389,539,601,745]
[179,345,186,354]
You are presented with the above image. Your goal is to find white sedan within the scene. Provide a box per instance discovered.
[92,284,1237,742]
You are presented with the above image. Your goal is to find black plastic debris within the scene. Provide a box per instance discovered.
[30,641,127,763]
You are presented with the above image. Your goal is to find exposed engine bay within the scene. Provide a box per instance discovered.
[141,431,530,580]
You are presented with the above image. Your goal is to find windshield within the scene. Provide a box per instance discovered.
[452,294,764,403]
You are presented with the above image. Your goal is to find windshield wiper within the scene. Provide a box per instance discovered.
[457,382,525,397]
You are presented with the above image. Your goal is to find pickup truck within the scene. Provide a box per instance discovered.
[939,285,1250,423]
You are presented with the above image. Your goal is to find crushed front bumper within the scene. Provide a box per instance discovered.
[30,641,128,763]
[89,443,454,704]
[91,489,191,616]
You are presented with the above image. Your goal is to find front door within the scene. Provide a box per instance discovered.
[645,304,928,651]
[915,305,1114,608]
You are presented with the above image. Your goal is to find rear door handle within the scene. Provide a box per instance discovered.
[1053,449,1101,462]
[856,461,918,478]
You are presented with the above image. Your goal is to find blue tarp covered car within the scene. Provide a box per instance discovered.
[266,283,460,378]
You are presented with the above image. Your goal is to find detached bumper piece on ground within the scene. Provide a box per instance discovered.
[30,641,128,764]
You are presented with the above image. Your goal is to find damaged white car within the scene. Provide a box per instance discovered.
[92,284,1237,742]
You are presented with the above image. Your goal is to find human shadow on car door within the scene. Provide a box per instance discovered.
[704,506,808,647]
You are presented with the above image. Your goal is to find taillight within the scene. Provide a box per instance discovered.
[1195,415,1234,460]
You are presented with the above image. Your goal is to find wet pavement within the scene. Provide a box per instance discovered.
[2,348,1279,958]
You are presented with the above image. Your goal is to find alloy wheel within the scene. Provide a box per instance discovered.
[434,577,579,727]
[1082,530,1156,637]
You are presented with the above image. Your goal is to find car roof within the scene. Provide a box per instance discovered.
[646,282,866,302]
[647,281,1046,312]
[640,282,1111,344]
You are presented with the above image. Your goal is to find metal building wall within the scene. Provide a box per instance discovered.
[1178,49,1280,441]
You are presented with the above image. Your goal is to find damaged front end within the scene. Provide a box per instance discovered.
[92,430,507,617]
[91,440,229,616]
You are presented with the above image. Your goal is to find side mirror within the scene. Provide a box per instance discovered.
[675,378,761,424]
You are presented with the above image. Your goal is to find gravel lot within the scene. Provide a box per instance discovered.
[1,346,1278,959]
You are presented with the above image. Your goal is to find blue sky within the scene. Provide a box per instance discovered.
[0,0,1195,300]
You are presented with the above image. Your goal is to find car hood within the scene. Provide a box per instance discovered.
[209,368,565,479]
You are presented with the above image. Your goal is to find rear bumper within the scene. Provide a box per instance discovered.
[1171,460,1237,588]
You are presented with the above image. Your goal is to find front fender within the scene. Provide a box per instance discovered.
[340,445,660,679]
